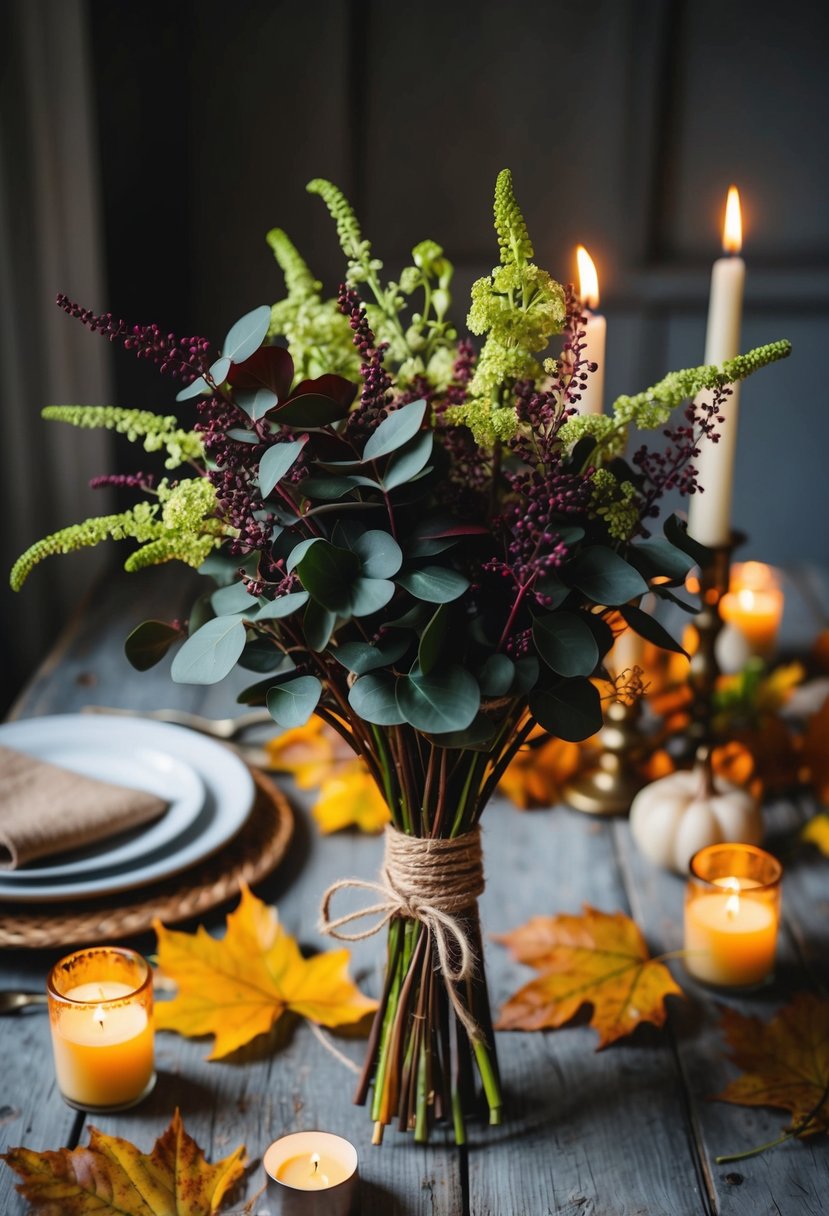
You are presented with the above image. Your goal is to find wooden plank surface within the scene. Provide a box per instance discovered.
[1,566,828,1216]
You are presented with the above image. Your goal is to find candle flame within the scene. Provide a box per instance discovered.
[737,587,756,612]
[310,1154,320,1173]
[576,245,600,309]
[732,560,777,592]
[722,186,742,254]
[718,876,742,917]
[93,1004,107,1030]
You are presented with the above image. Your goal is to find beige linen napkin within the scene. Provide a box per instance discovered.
[0,745,168,870]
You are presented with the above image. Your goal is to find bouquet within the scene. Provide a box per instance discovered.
[12,170,789,1143]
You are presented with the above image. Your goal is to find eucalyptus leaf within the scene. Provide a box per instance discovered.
[418,604,449,676]
[298,476,360,500]
[236,388,278,421]
[303,599,336,652]
[222,305,271,364]
[426,715,497,750]
[238,639,294,673]
[348,672,406,725]
[529,678,603,742]
[353,531,403,579]
[478,653,515,696]
[272,394,350,427]
[511,655,540,695]
[210,580,259,616]
[534,573,570,609]
[286,537,321,572]
[266,675,322,728]
[208,355,231,384]
[297,541,360,613]
[620,604,688,656]
[566,547,648,606]
[396,665,480,733]
[124,620,183,672]
[533,612,599,678]
[349,577,396,617]
[259,438,307,498]
[252,591,310,620]
[170,616,247,685]
[362,398,427,462]
[383,431,433,490]
[333,632,410,675]
[628,538,696,584]
[175,375,210,402]
[226,428,261,443]
[397,566,469,604]
[663,513,713,567]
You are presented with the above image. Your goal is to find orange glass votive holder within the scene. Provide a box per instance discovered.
[684,844,782,988]
[719,561,783,661]
[47,947,155,1112]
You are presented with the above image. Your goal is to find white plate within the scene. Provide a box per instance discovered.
[0,715,255,902]
[1,743,205,880]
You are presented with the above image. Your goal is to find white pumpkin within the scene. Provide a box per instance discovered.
[629,753,762,874]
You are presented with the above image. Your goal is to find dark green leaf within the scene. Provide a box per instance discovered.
[385,603,433,630]
[303,599,336,652]
[170,616,246,685]
[222,305,271,364]
[238,639,292,673]
[418,605,449,676]
[266,675,322,728]
[478,653,515,696]
[397,566,469,604]
[535,573,571,609]
[581,611,615,659]
[286,537,321,573]
[396,665,480,733]
[652,584,698,613]
[259,438,307,498]
[363,398,427,461]
[628,538,696,584]
[273,393,351,427]
[349,672,406,725]
[511,656,540,694]
[353,531,403,579]
[533,612,600,678]
[296,541,360,612]
[298,476,359,501]
[664,513,713,567]
[427,715,497,750]
[187,592,215,636]
[567,547,648,606]
[529,678,603,742]
[236,663,297,704]
[124,620,183,672]
[620,604,688,656]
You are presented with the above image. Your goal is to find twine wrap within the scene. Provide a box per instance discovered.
[319,826,485,1041]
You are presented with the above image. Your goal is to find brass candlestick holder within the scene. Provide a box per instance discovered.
[561,696,648,816]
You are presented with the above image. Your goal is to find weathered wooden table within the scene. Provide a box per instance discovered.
[1,567,827,1216]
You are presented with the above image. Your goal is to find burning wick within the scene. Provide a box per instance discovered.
[93,1005,107,1030]
[719,876,742,918]
[309,1153,329,1186]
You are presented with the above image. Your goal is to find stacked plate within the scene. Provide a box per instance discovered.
[0,715,256,903]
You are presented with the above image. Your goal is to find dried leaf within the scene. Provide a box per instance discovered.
[495,905,683,1047]
[312,760,391,833]
[801,813,829,856]
[264,717,347,789]
[2,1109,245,1215]
[715,993,829,1137]
[499,727,582,809]
[154,884,376,1059]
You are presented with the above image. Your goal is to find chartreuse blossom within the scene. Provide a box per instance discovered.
[588,468,641,542]
[267,228,361,382]
[449,169,566,444]
[10,477,227,589]
[41,405,203,469]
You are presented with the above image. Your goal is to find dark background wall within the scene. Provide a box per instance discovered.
[4,0,828,705]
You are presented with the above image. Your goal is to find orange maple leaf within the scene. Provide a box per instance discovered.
[2,1109,245,1215]
[495,905,683,1048]
[312,760,391,834]
[715,993,829,1140]
[153,884,377,1059]
[499,726,582,809]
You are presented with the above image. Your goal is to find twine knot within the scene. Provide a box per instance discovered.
[319,827,485,1040]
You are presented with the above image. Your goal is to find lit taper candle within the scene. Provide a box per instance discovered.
[575,245,606,415]
[687,187,746,547]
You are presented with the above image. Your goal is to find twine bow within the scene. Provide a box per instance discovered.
[319,826,485,1041]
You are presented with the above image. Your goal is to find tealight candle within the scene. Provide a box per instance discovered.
[46,947,155,1111]
[264,1132,358,1215]
[684,844,782,987]
[718,561,784,668]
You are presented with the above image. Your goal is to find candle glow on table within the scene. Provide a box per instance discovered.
[47,948,155,1111]
[575,245,606,415]
[684,844,782,987]
[686,186,746,548]
[719,560,784,663]
[264,1131,358,1214]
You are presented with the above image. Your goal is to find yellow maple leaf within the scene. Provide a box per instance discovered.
[153,884,377,1059]
[802,812,829,856]
[264,717,345,789]
[2,1109,245,1215]
[312,760,391,834]
[495,904,683,1048]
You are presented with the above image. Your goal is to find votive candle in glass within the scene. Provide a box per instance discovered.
[684,844,782,988]
[264,1131,359,1215]
[719,561,784,665]
[47,947,155,1111]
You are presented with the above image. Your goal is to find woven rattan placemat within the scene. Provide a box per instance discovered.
[0,768,294,948]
